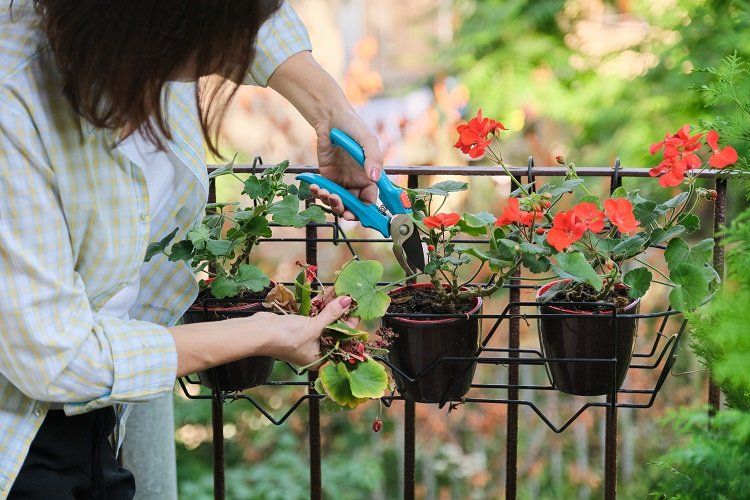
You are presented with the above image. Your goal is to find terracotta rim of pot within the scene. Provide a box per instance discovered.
[386,282,482,325]
[536,278,640,315]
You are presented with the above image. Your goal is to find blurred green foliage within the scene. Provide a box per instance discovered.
[452,0,750,165]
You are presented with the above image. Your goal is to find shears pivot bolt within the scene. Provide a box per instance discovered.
[398,225,410,235]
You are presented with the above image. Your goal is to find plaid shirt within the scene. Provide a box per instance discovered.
[0,1,311,495]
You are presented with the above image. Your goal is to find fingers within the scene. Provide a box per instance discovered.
[315,295,353,327]
[310,185,356,220]
[347,126,384,183]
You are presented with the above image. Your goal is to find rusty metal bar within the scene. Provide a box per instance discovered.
[403,174,419,500]
[604,158,622,500]
[211,393,225,500]
[210,164,724,179]
[306,199,323,500]
[709,178,727,413]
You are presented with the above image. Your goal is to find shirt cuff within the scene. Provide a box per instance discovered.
[64,318,177,415]
[245,2,312,87]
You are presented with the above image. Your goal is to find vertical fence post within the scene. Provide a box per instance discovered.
[604,158,622,500]
[403,174,419,500]
[206,178,227,500]
[505,161,533,499]
[306,199,323,500]
[709,178,727,413]
[211,393,225,500]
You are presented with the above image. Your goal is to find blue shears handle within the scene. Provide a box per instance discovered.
[295,172,390,236]
[329,128,411,215]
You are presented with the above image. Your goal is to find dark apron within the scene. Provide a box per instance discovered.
[9,407,135,499]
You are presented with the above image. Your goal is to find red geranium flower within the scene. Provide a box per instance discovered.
[495,198,539,227]
[546,210,586,252]
[604,198,639,234]
[572,202,605,233]
[706,130,738,169]
[423,212,460,230]
[649,124,704,186]
[454,109,507,159]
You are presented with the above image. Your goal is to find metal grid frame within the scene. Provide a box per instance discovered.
[179,160,727,500]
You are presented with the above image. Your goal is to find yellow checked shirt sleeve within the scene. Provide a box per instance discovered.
[244,2,312,87]
[0,104,177,411]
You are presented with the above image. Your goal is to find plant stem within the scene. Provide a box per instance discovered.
[634,257,672,282]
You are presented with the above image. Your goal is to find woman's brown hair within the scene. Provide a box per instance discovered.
[17,0,283,157]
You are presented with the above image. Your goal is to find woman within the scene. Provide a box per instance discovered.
[0,1,380,498]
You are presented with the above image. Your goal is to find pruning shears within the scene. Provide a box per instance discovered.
[296,128,426,275]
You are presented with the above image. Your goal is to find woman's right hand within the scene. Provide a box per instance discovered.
[255,295,353,367]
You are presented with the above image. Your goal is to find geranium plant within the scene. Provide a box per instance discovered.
[146,158,326,298]
[425,111,733,312]
[265,260,403,410]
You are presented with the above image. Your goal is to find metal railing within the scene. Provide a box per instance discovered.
[182,159,727,500]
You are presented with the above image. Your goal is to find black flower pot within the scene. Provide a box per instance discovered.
[382,283,482,404]
[536,280,639,396]
[183,299,274,392]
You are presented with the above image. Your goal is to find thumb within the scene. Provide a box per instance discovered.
[315,296,353,327]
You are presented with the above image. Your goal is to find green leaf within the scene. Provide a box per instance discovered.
[144,227,179,262]
[541,178,585,197]
[269,195,326,228]
[243,217,273,238]
[294,270,312,316]
[578,195,603,209]
[444,254,472,266]
[669,263,710,311]
[187,225,211,250]
[631,195,658,226]
[520,242,547,255]
[611,186,627,198]
[413,180,468,196]
[325,320,370,341]
[650,225,685,245]
[236,263,270,293]
[207,154,236,179]
[210,276,239,299]
[457,211,496,236]
[612,234,647,259]
[522,252,550,273]
[677,213,701,233]
[458,247,513,272]
[623,267,652,299]
[551,252,603,290]
[334,260,389,320]
[243,176,272,199]
[318,363,366,409]
[206,239,233,257]
[348,359,388,399]
[657,192,690,212]
[665,238,714,272]
[168,240,194,262]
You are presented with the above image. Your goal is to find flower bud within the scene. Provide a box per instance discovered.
[707,189,718,201]
[372,417,383,433]
[542,200,551,209]
[542,193,552,200]
[535,227,546,235]
[555,155,566,165]
[427,244,435,252]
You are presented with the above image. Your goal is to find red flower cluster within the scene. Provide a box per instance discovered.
[495,198,540,227]
[546,199,638,251]
[454,109,507,158]
[649,125,738,187]
[423,212,460,230]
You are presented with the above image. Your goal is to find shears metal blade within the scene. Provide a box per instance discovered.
[296,128,425,275]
